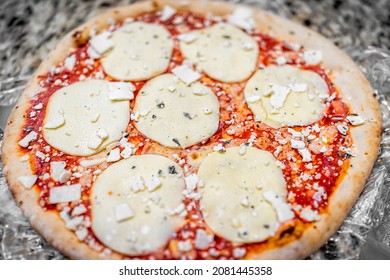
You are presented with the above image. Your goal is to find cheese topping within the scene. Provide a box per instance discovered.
[179,23,258,83]
[134,74,219,148]
[49,184,82,204]
[244,65,328,128]
[91,155,185,256]
[227,7,256,32]
[101,22,173,81]
[18,175,38,190]
[198,147,288,243]
[43,80,130,156]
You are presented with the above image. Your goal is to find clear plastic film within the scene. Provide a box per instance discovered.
[0,0,389,260]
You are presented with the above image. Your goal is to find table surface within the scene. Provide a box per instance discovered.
[0,0,389,260]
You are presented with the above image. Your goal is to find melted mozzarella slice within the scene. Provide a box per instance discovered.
[198,147,289,243]
[133,74,219,148]
[101,22,173,81]
[43,80,130,156]
[179,23,258,83]
[91,155,185,256]
[244,65,328,128]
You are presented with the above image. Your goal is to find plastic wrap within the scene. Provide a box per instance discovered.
[1,0,389,260]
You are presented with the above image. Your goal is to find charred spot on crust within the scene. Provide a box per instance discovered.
[72,29,89,46]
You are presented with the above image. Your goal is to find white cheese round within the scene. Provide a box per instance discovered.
[198,147,289,243]
[91,154,185,256]
[133,74,220,148]
[101,22,174,81]
[244,65,328,128]
[179,23,258,83]
[43,80,130,156]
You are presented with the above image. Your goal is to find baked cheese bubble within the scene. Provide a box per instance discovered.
[179,23,259,83]
[133,73,220,149]
[244,65,328,128]
[198,146,293,243]
[91,154,185,256]
[43,79,130,156]
[101,22,174,81]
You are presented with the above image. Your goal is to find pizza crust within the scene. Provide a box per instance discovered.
[1,0,382,260]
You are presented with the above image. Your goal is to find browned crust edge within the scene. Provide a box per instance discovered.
[1,0,382,260]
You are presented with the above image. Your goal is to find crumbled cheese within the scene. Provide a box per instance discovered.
[178,240,193,252]
[44,116,65,129]
[238,144,247,155]
[213,143,226,153]
[71,204,87,217]
[273,146,283,157]
[178,32,198,43]
[49,184,82,204]
[227,7,255,32]
[145,175,161,192]
[18,131,38,148]
[160,5,177,21]
[283,41,301,51]
[203,108,213,115]
[50,161,72,183]
[298,148,312,162]
[246,95,261,103]
[195,229,212,250]
[275,56,287,65]
[232,247,247,259]
[18,175,38,189]
[149,192,161,204]
[114,203,134,222]
[89,31,114,55]
[64,54,76,70]
[33,103,43,110]
[288,83,308,92]
[108,82,135,100]
[290,139,306,149]
[300,207,320,222]
[336,124,348,135]
[106,148,121,163]
[19,155,29,162]
[302,50,323,65]
[242,42,254,50]
[263,190,294,222]
[172,64,201,85]
[185,174,198,192]
[120,146,133,159]
[75,228,88,241]
[87,127,108,150]
[240,197,250,207]
[346,115,365,126]
[269,84,290,110]
[129,176,145,192]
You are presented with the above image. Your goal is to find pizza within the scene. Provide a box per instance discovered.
[1,0,382,260]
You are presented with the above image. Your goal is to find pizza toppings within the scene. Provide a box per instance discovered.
[179,23,258,83]
[198,147,288,243]
[91,155,185,256]
[171,64,201,85]
[18,175,38,189]
[101,22,173,81]
[43,80,130,156]
[227,7,256,32]
[244,65,328,128]
[88,31,114,57]
[49,184,82,204]
[346,115,365,126]
[160,5,177,21]
[14,9,358,259]
[18,131,38,148]
[133,74,219,148]
[302,50,323,65]
[50,161,72,183]
[108,82,135,101]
